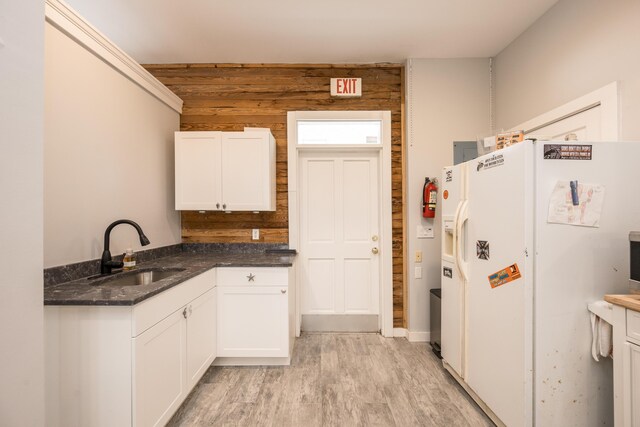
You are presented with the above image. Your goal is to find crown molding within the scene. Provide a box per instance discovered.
[45,0,183,114]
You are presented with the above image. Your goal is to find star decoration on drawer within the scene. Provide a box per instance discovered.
[247,273,255,282]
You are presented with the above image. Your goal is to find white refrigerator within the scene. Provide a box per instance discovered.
[441,140,640,427]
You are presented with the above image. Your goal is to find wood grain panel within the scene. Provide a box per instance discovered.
[145,63,406,327]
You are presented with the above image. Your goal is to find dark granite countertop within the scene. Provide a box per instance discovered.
[44,251,295,306]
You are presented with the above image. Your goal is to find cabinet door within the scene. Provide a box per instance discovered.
[186,288,216,389]
[133,308,187,427]
[221,132,272,211]
[175,132,222,210]
[624,341,640,427]
[217,286,288,357]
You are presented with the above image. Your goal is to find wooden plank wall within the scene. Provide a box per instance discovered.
[145,64,406,328]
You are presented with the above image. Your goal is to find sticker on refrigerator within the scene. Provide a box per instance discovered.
[476,153,504,172]
[445,170,453,182]
[488,263,522,289]
[443,267,453,278]
[543,144,592,160]
[476,240,490,260]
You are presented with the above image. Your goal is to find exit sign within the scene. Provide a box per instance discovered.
[330,78,362,97]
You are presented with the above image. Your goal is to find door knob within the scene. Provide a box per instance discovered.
[372,247,379,255]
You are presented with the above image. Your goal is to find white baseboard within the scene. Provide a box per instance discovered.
[393,328,407,337]
[408,331,430,342]
[393,328,430,342]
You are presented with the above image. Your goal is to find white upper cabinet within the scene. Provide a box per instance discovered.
[175,132,222,211]
[175,130,276,211]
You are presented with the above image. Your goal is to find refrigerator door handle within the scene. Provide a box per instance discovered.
[455,200,469,282]
[451,200,463,262]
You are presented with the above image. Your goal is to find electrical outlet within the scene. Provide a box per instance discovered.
[252,229,260,240]
[415,266,422,279]
[415,251,423,263]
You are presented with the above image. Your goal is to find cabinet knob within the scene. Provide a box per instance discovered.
[182,307,188,319]
[281,289,287,294]
[223,203,227,210]
[216,203,220,209]
[247,273,255,282]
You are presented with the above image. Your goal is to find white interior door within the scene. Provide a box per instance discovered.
[300,151,380,326]
[526,106,602,141]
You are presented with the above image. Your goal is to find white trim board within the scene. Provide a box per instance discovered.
[393,328,408,338]
[287,111,394,338]
[510,81,619,140]
[45,0,183,114]
[392,328,430,342]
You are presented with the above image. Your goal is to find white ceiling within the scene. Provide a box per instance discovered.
[64,0,559,64]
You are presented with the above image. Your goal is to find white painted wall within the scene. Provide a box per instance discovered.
[0,1,45,425]
[494,0,640,140]
[406,59,490,338]
[44,22,181,268]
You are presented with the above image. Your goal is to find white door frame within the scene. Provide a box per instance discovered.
[287,111,393,338]
[510,81,619,140]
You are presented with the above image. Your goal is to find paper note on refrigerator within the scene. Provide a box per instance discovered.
[547,181,605,227]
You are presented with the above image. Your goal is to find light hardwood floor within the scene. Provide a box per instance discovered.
[168,333,493,426]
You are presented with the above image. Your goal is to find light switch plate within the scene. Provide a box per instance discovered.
[415,266,422,279]
[417,225,435,239]
[252,229,260,240]
[425,226,434,238]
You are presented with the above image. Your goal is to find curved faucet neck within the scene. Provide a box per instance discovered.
[101,219,149,275]
[103,219,143,252]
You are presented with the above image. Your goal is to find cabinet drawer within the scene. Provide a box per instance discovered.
[627,309,640,341]
[216,267,288,286]
[132,268,216,337]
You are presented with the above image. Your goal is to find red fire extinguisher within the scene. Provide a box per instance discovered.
[422,177,438,218]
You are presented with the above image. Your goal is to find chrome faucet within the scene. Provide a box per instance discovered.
[100,219,150,274]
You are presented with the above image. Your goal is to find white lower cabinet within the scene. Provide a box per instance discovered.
[623,341,640,426]
[45,270,217,427]
[133,287,216,427]
[216,267,295,362]
[218,286,288,357]
[45,265,294,426]
[134,307,187,427]
[186,288,217,388]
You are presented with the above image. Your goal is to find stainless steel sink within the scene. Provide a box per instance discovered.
[92,268,186,286]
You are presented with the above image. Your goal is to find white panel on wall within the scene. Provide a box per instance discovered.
[494,0,639,140]
[306,259,335,313]
[406,58,490,338]
[0,1,45,424]
[44,23,181,267]
[344,259,371,313]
